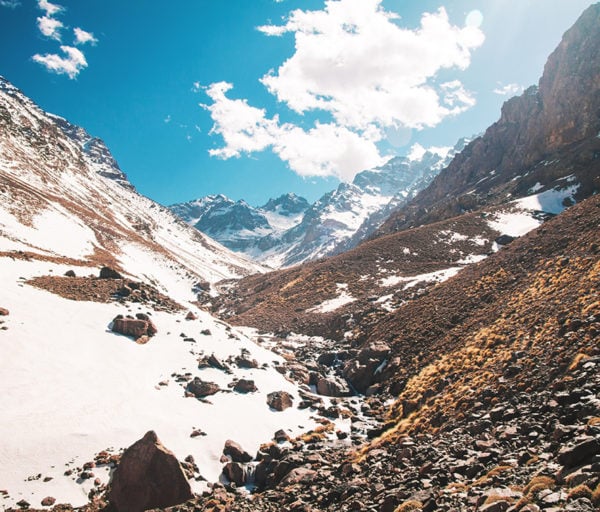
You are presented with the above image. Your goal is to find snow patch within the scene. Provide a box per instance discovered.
[308,283,356,313]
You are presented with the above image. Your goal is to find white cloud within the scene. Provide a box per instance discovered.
[258,0,484,130]
[0,1,21,8]
[37,15,63,40]
[205,82,384,180]
[73,27,97,45]
[164,115,172,124]
[206,0,484,181]
[407,142,451,161]
[493,83,525,96]
[32,46,87,79]
[38,0,62,16]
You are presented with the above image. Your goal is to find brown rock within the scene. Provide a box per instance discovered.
[223,439,253,463]
[222,461,246,486]
[0,307,8,316]
[558,437,600,468]
[41,496,56,507]
[280,467,317,485]
[185,311,197,320]
[187,377,220,398]
[267,391,294,411]
[64,270,76,277]
[112,316,157,340]
[99,266,123,279]
[233,379,257,393]
[316,377,351,397]
[108,430,193,512]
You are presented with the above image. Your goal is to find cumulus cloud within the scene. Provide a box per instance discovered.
[37,15,63,40]
[205,82,384,181]
[32,46,87,79]
[206,0,484,181]
[258,0,483,130]
[493,83,525,96]
[38,0,62,16]
[73,27,97,45]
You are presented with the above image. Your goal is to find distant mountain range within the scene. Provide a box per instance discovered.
[170,139,469,268]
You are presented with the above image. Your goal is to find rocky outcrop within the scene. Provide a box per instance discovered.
[108,430,193,512]
[379,4,600,235]
[99,266,123,279]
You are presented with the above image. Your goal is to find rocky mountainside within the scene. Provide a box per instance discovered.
[378,4,600,236]
[171,142,465,268]
[0,76,265,289]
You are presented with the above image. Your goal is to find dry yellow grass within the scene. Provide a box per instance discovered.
[394,500,423,512]
[567,484,592,501]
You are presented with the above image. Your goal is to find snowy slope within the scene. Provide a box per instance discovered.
[0,76,265,291]
[0,259,327,508]
[0,77,340,508]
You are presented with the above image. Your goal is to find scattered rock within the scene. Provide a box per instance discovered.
[222,461,246,486]
[185,311,197,320]
[267,391,294,411]
[108,430,193,512]
[64,270,76,277]
[0,307,8,316]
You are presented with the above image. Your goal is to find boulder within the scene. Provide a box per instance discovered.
[0,307,8,316]
[558,437,600,468]
[236,355,259,369]
[112,316,157,341]
[222,461,246,486]
[64,270,76,277]
[234,379,258,393]
[316,377,351,397]
[223,439,253,463]
[187,377,220,398]
[108,431,193,512]
[99,266,123,279]
[185,311,197,321]
[267,391,293,411]
[280,467,317,485]
[41,496,56,506]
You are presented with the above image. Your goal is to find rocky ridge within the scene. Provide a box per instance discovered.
[378,4,600,236]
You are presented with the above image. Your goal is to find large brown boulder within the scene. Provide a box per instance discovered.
[267,391,293,411]
[108,431,193,512]
[223,439,252,463]
[111,315,157,342]
[99,266,123,279]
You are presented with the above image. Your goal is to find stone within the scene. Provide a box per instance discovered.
[479,501,510,512]
[316,377,352,397]
[558,438,600,468]
[187,377,220,398]
[108,431,193,512]
[280,467,317,485]
[223,439,253,463]
[185,311,197,320]
[222,461,246,486]
[111,316,157,341]
[0,307,8,316]
[233,379,258,393]
[267,391,294,411]
[236,355,259,369]
[99,266,123,279]
[40,496,55,507]
[64,270,76,277]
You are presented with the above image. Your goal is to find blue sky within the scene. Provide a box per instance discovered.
[0,0,596,207]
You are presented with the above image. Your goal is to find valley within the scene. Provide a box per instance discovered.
[1,3,599,512]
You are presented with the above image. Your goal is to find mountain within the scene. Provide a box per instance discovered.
[0,76,336,508]
[0,76,265,288]
[377,2,600,236]
[170,193,309,254]
[171,141,465,268]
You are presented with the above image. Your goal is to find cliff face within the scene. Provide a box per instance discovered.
[378,3,600,235]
